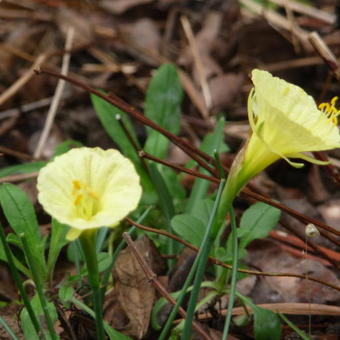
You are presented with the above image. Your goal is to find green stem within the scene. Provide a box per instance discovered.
[0,315,19,340]
[222,208,239,339]
[181,180,226,340]
[0,225,41,336]
[158,249,198,340]
[79,230,105,340]
[20,234,57,340]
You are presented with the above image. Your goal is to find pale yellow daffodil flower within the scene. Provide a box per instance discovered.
[37,147,142,241]
[216,69,340,231]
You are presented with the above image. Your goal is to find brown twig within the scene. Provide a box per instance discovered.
[122,232,213,340]
[176,302,340,324]
[308,32,340,80]
[125,218,340,292]
[34,68,340,239]
[139,150,219,183]
[0,145,34,161]
[0,172,39,184]
[0,54,47,106]
[34,27,75,158]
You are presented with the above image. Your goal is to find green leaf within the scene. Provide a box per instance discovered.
[238,202,281,249]
[144,64,183,159]
[91,93,139,163]
[149,164,175,223]
[20,294,59,340]
[171,214,205,247]
[0,183,46,279]
[97,252,112,273]
[58,285,74,304]
[171,199,214,247]
[253,306,281,340]
[160,166,185,200]
[186,117,226,213]
[0,161,46,178]
[47,219,68,279]
[238,294,281,340]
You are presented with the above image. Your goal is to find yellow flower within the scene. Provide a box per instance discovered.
[239,69,340,186]
[37,147,142,241]
[217,69,340,225]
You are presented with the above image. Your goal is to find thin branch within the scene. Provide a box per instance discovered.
[0,172,39,184]
[34,68,340,239]
[180,15,212,113]
[34,27,75,158]
[139,150,219,183]
[0,54,47,106]
[125,218,340,292]
[308,32,340,80]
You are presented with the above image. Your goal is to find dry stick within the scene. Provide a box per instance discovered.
[0,54,47,106]
[280,221,339,269]
[122,233,213,340]
[240,0,310,48]
[268,0,336,24]
[34,27,75,158]
[36,67,215,168]
[185,303,340,323]
[125,218,340,292]
[0,145,33,161]
[264,56,323,72]
[241,188,340,237]
[283,0,300,53]
[0,96,56,120]
[139,150,219,183]
[115,114,149,172]
[34,68,340,239]
[0,172,39,184]
[308,32,340,80]
[180,15,212,114]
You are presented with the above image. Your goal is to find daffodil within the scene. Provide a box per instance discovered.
[215,69,340,233]
[243,69,340,179]
[37,147,142,241]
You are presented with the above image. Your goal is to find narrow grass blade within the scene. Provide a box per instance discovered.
[0,315,20,340]
[180,180,225,339]
[222,207,239,339]
[0,225,41,335]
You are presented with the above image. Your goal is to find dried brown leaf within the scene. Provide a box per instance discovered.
[111,236,165,339]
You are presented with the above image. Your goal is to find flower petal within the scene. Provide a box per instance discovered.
[37,147,142,236]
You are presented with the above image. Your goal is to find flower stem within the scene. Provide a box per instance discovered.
[181,180,225,340]
[222,208,239,339]
[79,230,105,340]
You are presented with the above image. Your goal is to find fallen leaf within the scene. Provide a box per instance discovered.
[110,236,165,339]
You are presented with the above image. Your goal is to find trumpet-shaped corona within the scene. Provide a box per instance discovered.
[219,69,340,213]
[37,147,142,241]
[239,69,340,186]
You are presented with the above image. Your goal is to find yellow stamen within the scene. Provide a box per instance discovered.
[71,180,99,220]
[319,96,340,125]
